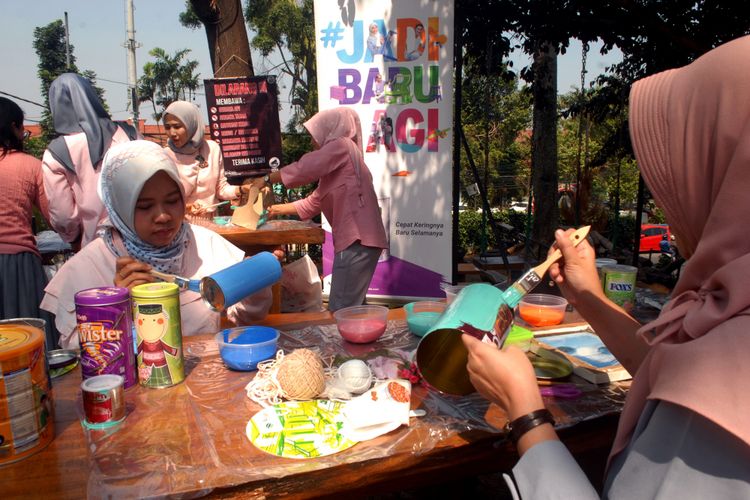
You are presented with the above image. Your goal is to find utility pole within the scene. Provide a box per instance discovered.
[64,12,71,69]
[124,0,140,126]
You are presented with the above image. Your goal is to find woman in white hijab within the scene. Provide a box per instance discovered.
[41,140,272,349]
[162,101,240,215]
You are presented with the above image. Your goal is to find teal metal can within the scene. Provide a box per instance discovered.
[415,283,514,395]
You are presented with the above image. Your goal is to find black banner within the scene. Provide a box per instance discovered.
[203,75,282,183]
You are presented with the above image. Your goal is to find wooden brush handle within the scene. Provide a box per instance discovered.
[531,226,591,277]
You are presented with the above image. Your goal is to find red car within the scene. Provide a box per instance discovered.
[639,224,671,252]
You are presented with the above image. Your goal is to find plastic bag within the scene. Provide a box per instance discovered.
[280,254,324,312]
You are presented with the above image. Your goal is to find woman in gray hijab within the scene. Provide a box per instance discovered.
[41,73,138,249]
[162,101,240,216]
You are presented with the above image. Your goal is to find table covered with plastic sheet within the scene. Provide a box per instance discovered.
[3,309,627,499]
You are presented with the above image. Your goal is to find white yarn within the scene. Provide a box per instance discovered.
[336,359,373,394]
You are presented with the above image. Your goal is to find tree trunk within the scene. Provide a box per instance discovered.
[530,40,559,259]
[190,0,254,78]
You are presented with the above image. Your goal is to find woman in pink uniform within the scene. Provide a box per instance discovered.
[162,101,241,215]
[42,73,138,249]
[252,108,387,311]
[0,97,57,348]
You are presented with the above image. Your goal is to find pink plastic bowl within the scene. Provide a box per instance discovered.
[333,305,388,343]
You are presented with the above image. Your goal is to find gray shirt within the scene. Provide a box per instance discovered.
[509,401,750,499]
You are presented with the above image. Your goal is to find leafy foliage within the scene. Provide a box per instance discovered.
[32,20,108,141]
[244,0,317,131]
[137,48,200,122]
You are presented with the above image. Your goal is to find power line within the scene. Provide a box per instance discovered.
[0,90,48,109]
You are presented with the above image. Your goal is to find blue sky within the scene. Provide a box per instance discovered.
[2,0,621,127]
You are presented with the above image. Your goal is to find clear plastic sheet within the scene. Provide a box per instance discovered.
[82,319,627,498]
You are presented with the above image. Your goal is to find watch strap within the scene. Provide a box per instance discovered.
[505,409,554,444]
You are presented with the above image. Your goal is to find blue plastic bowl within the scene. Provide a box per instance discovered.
[215,326,279,371]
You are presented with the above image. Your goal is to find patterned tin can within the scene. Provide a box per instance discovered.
[602,264,638,312]
[74,287,137,389]
[81,374,125,426]
[130,283,184,388]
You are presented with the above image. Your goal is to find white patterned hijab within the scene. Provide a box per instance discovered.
[164,101,205,155]
[98,140,190,273]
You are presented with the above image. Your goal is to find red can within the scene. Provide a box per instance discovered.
[81,375,125,425]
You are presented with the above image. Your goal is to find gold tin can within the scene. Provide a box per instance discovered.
[130,283,184,388]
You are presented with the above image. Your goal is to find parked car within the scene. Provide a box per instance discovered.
[509,201,529,213]
[639,224,671,252]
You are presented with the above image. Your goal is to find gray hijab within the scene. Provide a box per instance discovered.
[164,101,205,155]
[47,73,118,171]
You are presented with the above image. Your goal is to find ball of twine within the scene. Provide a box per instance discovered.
[276,348,326,400]
[337,359,373,394]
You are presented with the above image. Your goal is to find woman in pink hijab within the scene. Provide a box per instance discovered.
[462,36,750,498]
[251,108,387,311]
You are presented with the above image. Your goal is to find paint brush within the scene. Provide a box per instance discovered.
[150,270,201,293]
[501,226,591,308]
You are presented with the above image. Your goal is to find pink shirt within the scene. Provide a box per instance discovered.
[0,152,50,257]
[42,127,132,247]
[281,138,387,253]
[40,225,273,349]
[163,140,237,208]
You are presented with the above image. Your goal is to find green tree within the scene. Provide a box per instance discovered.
[244,0,317,131]
[32,19,108,141]
[137,48,200,122]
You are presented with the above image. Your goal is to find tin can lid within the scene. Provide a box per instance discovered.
[131,282,179,299]
[602,264,638,273]
[0,323,44,360]
[75,286,130,305]
[81,374,124,392]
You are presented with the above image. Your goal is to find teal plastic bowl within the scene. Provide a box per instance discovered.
[404,301,446,337]
[213,215,232,226]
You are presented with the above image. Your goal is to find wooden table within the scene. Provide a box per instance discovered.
[4,310,625,499]
[203,219,324,313]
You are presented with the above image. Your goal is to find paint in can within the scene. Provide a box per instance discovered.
[131,283,184,388]
[416,283,514,395]
[200,251,281,311]
[0,320,54,465]
[81,374,125,426]
[603,264,638,312]
[74,287,137,389]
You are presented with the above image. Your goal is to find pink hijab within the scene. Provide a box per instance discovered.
[303,108,363,150]
[613,35,750,460]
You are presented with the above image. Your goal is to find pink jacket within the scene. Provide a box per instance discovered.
[163,139,238,208]
[41,127,132,247]
[281,138,387,253]
[0,152,50,256]
[40,225,273,349]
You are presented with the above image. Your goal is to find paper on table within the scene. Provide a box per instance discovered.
[341,379,411,442]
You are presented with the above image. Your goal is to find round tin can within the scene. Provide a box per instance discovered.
[602,264,638,312]
[0,321,55,465]
[416,283,514,395]
[130,282,184,388]
[81,374,125,426]
[74,287,137,389]
[200,251,281,311]
[595,258,618,287]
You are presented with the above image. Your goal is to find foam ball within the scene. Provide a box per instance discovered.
[337,359,372,394]
[276,349,325,400]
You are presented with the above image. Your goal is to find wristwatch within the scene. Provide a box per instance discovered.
[263,174,272,185]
